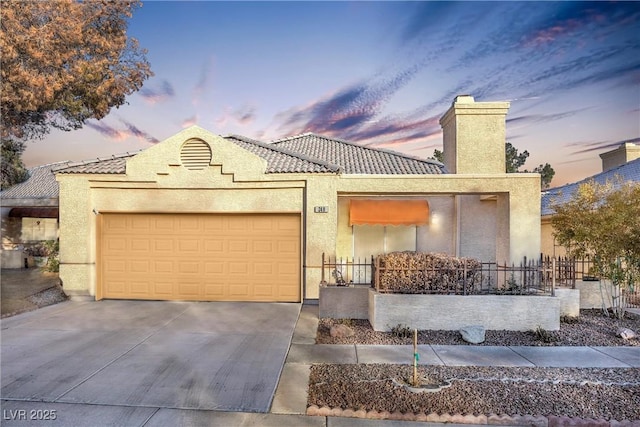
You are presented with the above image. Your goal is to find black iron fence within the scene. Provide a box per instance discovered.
[320,253,639,302]
[373,255,556,296]
[320,253,375,286]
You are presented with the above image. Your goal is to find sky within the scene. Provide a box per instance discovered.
[23,1,640,188]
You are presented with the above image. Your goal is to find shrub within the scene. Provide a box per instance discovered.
[376,251,482,294]
[43,240,59,272]
[531,325,558,343]
[389,323,413,339]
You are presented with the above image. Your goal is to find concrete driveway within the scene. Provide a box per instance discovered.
[1,300,300,417]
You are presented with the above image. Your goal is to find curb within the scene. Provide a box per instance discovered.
[306,405,640,426]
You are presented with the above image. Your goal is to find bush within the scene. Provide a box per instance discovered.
[376,251,482,294]
[43,240,59,272]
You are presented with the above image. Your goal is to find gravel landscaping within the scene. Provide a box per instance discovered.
[317,309,640,346]
[310,309,640,422]
[308,365,640,421]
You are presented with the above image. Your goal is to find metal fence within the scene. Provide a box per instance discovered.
[373,255,556,296]
[321,253,556,295]
[320,253,375,286]
[320,253,639,303]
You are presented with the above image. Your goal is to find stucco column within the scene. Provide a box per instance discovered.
[508,179,541,263]
[495,193,509,264]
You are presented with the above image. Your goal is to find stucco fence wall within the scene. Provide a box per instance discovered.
[320,286,564,331]
[368,290,561,331]
[319,280,637,331]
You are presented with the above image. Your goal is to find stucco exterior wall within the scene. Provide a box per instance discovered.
[417,196,455,254]
[57,122,541,302]
[459,195,497,262]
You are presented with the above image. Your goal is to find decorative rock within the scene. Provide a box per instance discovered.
[617,327,637,340]
[377,410,391,419]
[317,406,332,416]
[460,325,486,344]
[330,407,343,416]
[415,413,429,422]
[388,411,404,420]
[353,409,367,418]
[330,324,355,338]
[366,410,380,419]
[341,409,355,418]
[306,405,319,416]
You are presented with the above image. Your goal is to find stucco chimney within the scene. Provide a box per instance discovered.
[439,95,510,174]
[599,142,640,172]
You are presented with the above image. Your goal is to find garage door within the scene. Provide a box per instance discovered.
[99,213,301,302]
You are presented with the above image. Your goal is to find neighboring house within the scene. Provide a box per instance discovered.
[541,143,640,257]
[0,161,71,267]
[53,95,541,302]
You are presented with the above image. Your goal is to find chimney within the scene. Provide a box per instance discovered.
[439,95,510,174]
[599,143,640,172]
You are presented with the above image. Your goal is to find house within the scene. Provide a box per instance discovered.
[0,161,70,268]
[541,142,640,257]
[53,95,541,302]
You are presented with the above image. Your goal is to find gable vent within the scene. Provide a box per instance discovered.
[180,139,212,170]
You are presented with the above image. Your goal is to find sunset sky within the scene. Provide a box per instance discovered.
[23,1,640,187]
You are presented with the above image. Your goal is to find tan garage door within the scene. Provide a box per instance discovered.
[99,213,300,302]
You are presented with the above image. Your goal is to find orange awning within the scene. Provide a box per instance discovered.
[349,199,429,226]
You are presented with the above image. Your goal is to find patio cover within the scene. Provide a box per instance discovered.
[349,199,429,226]
[8,207,59,218]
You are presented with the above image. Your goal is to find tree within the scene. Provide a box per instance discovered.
[530,163,555,190]
[1,0,153,141]
[1,139,29,190]
[505,142,529,173]
[432,143,555,188]
[552,180,640,318]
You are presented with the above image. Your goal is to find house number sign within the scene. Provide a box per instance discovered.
[314,206,328,213]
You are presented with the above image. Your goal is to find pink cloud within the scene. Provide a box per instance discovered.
[138,80,175,105]
[85,119,159,144]
[182,115,198,128]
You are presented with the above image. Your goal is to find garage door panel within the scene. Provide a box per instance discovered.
[130,260,150,273]
[229,283,250,297]
[154,261,173,273]
[153,239,174,253]
[131,217,151,231]
[130,281,151,294]
[204,239,224,253]
[178,239,200,252]
[100,213,300,302]
[105,238,127,252]
[154,282,174,296]
[277,241,298,254]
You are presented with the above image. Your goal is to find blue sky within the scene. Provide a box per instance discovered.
[23,1,640,187]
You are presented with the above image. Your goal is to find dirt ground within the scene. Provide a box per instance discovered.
[1,268,65,317]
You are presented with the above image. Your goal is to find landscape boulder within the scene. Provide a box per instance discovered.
[330,324,355,338]
[617,327,637,340]
[460,325,486,344]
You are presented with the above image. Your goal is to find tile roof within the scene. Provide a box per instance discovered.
[271,133,446,175]
[223,135,339,173]
[541,158,640,216]
[1,161,71,200]
[50,132,446,176]
[53,152,140,174]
